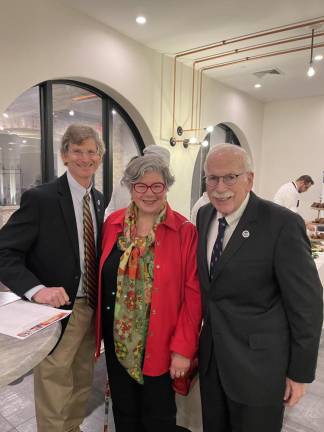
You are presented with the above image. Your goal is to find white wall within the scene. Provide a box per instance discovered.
[260,95,324,221]
[0,0,265,217]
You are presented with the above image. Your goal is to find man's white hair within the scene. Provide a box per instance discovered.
[204,143,253,173]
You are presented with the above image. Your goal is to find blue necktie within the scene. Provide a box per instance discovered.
[210,217,227,280]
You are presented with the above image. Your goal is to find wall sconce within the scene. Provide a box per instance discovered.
[307,29,316,77]
[169,124,213,149]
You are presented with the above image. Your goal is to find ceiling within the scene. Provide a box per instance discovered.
[55,1,324,101]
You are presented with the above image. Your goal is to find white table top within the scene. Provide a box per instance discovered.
[0,308,61,388]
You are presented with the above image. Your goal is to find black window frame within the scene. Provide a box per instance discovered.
[38,79,144,206]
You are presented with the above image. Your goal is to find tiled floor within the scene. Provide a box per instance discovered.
[1,336,324,431]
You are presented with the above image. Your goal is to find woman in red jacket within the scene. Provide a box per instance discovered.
[96,154,202,432]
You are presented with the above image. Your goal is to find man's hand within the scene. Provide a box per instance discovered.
[284,377,306,407]
[32,287,70,308]
[169,352,191,379]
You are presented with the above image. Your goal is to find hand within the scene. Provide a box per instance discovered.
[283,377,306,407]
[169,352,191,379]
[32,287,70,308]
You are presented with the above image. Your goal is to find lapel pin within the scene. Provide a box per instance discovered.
[97,200,101,206]
[242,230,250,238]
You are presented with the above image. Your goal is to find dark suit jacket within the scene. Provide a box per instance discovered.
[197,192,323,406]
[0,173,104,335]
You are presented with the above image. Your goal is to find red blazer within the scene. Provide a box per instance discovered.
[95,204,202,376]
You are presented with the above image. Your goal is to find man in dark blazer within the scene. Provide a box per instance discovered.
[196,143,323,432]
[0,124,104,432]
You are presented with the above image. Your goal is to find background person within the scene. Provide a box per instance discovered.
[0,124,105,432]
[273,174,314,213]
[104,144,170,218]
[196,144,323,432]
[96,154,202,432]
[190,191,210,225]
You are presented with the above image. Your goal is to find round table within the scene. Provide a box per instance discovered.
[0,316,61,388]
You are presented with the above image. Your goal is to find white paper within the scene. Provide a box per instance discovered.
[0,292,21,307]
[0,301,72,339]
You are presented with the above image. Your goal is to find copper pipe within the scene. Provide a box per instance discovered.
[172,56,177,138]
[197,42,324,125]
[172,16,324,137]
[190,31,324,127]
[175,17,324,58]
[201,42,324,71]
[198,70,204,131]
[190,67,196,129]
[194,31,324,64]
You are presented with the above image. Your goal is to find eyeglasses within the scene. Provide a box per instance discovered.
[133,182,166,194]
[204,173,245,187]
[69,149,99,158]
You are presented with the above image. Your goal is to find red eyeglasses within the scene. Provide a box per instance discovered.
[132,182,166,194]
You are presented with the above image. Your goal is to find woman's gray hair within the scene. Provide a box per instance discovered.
[121,155,175,190]
[204,143,253,172]
[60,124,105,158]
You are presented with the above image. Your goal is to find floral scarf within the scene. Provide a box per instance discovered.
[114,202,166,384]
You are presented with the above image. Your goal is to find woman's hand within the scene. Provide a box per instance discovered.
[169,352,191,379]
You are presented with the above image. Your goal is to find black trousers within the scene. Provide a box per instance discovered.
[105,346,178,432]
[199,351,285,432]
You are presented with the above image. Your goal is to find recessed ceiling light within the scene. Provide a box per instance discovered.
[69,110,75,116]
[201,140,209,147]
[254,83,262,88]
[3,113,9,118]
[22,139,27,144]
[136,16,146,24]
[0,126,4,130]
[314,54,323,61]
[111,109,116,115]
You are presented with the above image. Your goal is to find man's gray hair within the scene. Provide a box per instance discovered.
[61,124,105,158]
[121,155,175,190]
[204,143,253,172]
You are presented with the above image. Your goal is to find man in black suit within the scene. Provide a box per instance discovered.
[0,124,105,432]
[196,143,323,432]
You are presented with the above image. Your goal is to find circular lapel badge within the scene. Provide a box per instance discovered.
[242,230,250,238]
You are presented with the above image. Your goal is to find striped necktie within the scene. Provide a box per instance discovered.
[209,217,227,280]
[83,192,98,309]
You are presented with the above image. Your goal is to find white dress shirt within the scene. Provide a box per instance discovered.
[207,193,250,272]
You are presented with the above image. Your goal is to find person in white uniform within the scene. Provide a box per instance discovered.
[104,145,171,219]
[273,175,314,213]
[191,192,210,225]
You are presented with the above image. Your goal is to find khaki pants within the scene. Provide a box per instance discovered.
[34,299,95,432]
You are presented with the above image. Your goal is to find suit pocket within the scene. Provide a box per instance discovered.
[249,331,289,350]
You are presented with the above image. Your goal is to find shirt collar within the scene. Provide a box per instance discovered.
[218,192,250,226]
[67,170,92,200]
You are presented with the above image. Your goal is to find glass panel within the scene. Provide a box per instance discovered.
[111,109,140,198]
[0,87,41,227]
[52,84,104,191]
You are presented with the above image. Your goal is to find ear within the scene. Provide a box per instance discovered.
[246,172,254,191]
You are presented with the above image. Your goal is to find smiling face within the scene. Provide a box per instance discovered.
[131,171,167,216]
[61,138,101,188]
[205,149,254,216]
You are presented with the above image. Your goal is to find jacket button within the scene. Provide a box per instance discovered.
[146,353,150,358]
[156,264,160,269]
[74,276,79,280]
[152,309,156,315]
